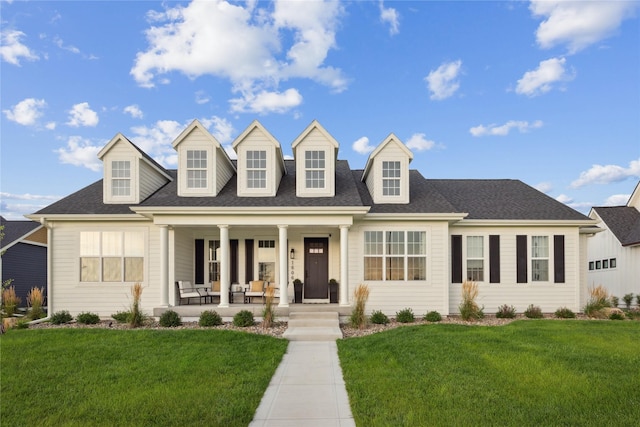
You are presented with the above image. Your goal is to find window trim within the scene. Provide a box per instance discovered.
[79,230,145,283]
[111,160,131,197]
[382,161,401,196]
[304,150,326,189]
[364,230,427,282]
[246,150,267,189]
[186,149,208,189]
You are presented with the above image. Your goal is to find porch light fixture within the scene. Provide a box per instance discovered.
[290,248,295,259]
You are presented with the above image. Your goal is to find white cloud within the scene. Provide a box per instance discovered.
[405,133,436,151]
[571,158,640,188]
[0,192,61,202]
[604,194,630,206]
[53,36,80,54]
[195,90,210,104]
[515,57,574,97]
[555,194,573,204]
[534,182,553,194]
[0,29,39,65]
[55,136,102,171]
[124,104,144,119]
[530,0,639,54]
[66,102,99,127]
[379,1,400,35]
[229,88,303,114]
[130,120,184,167]
[425,60,462,100]
[352,136,374,155]
[200,116,235,144]
[3,98,46,126]
[130,0,346,113]
[45,122,56,130]
[470,120,543,137]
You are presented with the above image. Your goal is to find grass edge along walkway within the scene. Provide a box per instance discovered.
[1,328,288,427]
[337,320,640,427]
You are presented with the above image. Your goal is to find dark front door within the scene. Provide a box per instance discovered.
[304,238,329,299]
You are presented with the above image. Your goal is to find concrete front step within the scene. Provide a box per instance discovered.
[283,311,343,341]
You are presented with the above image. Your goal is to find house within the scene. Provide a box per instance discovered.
[587,181,640,301]
[0,216,48,304]
[28,119,598,318]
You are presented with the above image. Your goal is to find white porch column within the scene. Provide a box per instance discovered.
[159,225,168,306]
[340,225,350,306]
[218,225,230,307]
[278,225,290,307]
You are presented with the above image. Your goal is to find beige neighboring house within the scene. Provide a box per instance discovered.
[587,181,640,302]
[28,119,598,317]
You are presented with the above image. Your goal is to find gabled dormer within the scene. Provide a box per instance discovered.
[628,181,640,210]
[98,134,172,204]
[172,119,235,197]
[232,120,285,197]
[362,134,413,204]
[292,120,338,198]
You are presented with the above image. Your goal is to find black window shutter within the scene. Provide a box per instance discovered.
[451,235,462,283]
[230,240,239,284]
[245,239,254,282]
[516,235,527,283]
[489,235,500,283]
[195,239,204,284]
[554,235,565,283]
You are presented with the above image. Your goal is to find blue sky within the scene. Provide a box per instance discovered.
[1,0,639,220]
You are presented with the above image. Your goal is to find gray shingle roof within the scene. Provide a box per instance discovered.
[0,216,42,249]
[592,206,640,246]
[33,162,591,222]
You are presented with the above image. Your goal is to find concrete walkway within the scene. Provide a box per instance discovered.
[249,340,356,426]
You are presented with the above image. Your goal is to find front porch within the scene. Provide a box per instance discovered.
[153,302,353,322]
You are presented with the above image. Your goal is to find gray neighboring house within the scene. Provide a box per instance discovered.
[588,181,640,301]
[28,119,598,317]
[1,216,48,304]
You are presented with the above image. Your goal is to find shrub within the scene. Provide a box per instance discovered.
[76,312,100,325]
[459,280,484,321]
[26,287,45,320]
[14,319,30,329]
[370,310,390,325]
[159,310,182,327]
[199,310,222,327]
[584,285,611,318]
[609,310,626,321]
[425,311,442,322]
[524,304,544,319]
[111,311,131,323]
[636,295,640,307]
[611,296,619,308]
[129,283,144,328]
[396,308,415,323]
[233,310,254,327]
[1,286,21,317]
[622,293,634,310]
[50,310,73,325]
[496,304,516,319]
[554,307,576,319]
[261,285,276,328]
[349,284,370,329]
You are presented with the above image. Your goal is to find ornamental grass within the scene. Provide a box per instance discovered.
[26,287,45,320]
[584,284,611,318]
[350,284,370,329]
[261,284,276,329]
[459,280,484,321]
[1,286,21,317]
[129,282,144,328]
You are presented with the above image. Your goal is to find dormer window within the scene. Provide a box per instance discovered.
[247,150,267,189]
[382,161,401,196]
[305,150,326,189]
[111,161,131,197]
[186,150,207,189]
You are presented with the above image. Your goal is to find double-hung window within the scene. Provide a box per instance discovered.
[80,231,144,282]
[305,150,325,189]
[247,150,266,189]
[364,231,426,281]
[466,236,484,281]
[382,161,401,196]
[111,161,131,196]
[258,239,275,282]
[208,240,220,282]
[187,150,207,188]
[531,236,549,281]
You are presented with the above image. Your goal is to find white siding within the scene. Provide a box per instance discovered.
[364,143,410,204]
[448,226,582,314]
[49,221,161,317]
[236,128,281,197]
[587,224,640,301]
[139,159,169,201]
[102,142,138,204]
[176,127,223,197]
[216,151,234,194]
[347,222,449,316]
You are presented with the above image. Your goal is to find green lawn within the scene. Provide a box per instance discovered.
[338,320,640,426]
[1,329,288,427]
